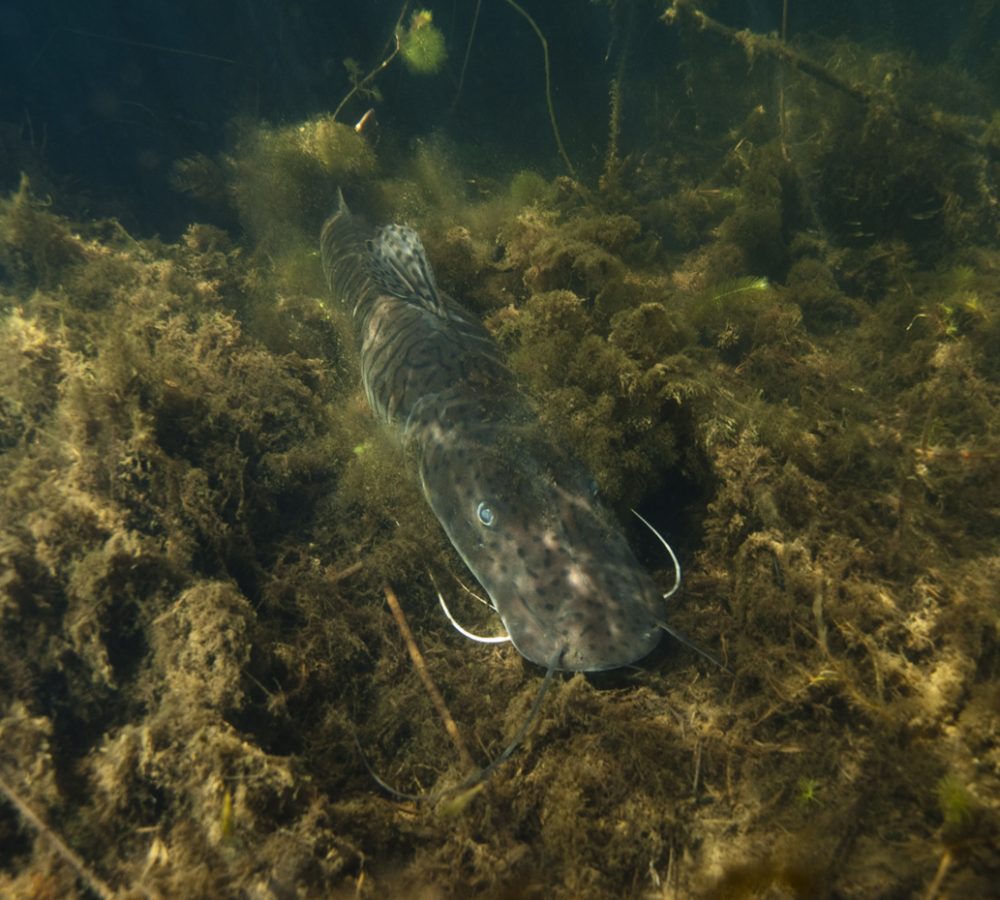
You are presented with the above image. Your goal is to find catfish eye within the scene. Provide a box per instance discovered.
[476,501,496,527]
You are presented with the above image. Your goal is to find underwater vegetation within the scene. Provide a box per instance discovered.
[1,1,1000,897]
[333,7,448,124]
[399,9,448,75]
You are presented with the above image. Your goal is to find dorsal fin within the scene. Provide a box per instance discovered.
[368,224,450,317]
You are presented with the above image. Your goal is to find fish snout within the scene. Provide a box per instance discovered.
[502,566,664,672]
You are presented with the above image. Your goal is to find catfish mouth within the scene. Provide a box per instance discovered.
[496,573,665,672]
[466,510,668,672]
[508,620,663,672]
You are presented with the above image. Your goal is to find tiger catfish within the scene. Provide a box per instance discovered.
[320,193,672,672]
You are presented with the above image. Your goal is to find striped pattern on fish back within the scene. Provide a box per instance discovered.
[356,295,511,432]
[321,195,510,432]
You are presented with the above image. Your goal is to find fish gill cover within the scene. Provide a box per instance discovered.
[0,1,999,898]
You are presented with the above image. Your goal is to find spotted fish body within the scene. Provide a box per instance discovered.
[321,195,665,671]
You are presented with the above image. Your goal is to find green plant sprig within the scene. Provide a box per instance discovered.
[333,5,446,123]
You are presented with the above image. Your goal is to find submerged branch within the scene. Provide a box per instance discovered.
[383,584,474,771]
[663,0,1000,160]
[0,771,115,900]
[503,0,577,178]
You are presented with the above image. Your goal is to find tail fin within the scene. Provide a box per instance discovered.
[320,189,375,312]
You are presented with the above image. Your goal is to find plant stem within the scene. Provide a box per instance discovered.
[332,1,410,122]
[503,0,577,178]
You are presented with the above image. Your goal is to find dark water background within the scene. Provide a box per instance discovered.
[1,1,992,235]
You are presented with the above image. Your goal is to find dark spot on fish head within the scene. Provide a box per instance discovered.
[500,496,660,668]
[421,432,664,672]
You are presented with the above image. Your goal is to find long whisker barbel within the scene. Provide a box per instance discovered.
[630,508,682,601]
[631,509,732,674]
[429,570,511,645]
[447,567,495,609]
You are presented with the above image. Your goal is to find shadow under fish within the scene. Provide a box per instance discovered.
[321,192,676,673]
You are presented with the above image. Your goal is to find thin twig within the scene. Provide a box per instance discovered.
[452,0,482,110]
[0,770,116,900]
[502,0,577,178]
[327,559,364,584]
[777,0,789,159]
[333,37,401,122]
[923,848,952,900]
[382,584,474,771]
[332,1,411,122]
[67,28,236,65]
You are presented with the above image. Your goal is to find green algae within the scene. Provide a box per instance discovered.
[399,10,448,76]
